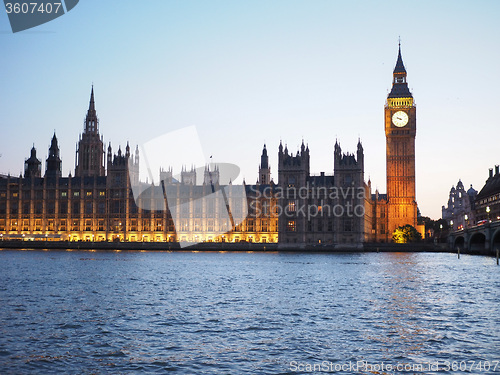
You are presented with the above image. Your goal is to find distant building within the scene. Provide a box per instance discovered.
[474,165,500,224]
[442,180,477,230]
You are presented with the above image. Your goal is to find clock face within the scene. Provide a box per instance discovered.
[392,111,409,127]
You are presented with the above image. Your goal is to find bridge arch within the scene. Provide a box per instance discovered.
[469,232,486,253]
[491,229,500,253]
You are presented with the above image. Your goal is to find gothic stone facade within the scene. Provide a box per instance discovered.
[0,46,421,244]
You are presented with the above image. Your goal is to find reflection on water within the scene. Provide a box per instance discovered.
[0,250,499,374]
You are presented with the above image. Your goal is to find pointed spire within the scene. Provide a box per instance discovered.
[89,84,95,112]
[83,84,99,135]
[50,132,59,154]
[46,132,61,177]
[388,42,412,99]
[394,42,406,74]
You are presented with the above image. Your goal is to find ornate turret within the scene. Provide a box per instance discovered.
[357,139,364,170]
[203,164,219,186]
[24,145,41,178]
[181,166,197,185]
[258,144,271,185]
[107,142,112,165]
[45,133,62,178]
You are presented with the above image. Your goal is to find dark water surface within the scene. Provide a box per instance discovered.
[0,250,499,374]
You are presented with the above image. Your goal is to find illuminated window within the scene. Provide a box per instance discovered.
[287,220,296,232]
[248,219,254,232]
[261,220,268,232]
[86,191,92,197]
[74,191,80,197]
[287,200,296,212]
[99,191,105,196]
[61,191,67,197]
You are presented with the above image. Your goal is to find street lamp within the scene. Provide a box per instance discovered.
[464,214,469,228]
[486,206,491,222]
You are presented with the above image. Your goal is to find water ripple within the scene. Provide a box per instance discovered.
[0,251,499,374]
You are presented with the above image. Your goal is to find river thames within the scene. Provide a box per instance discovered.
[0,250,499,374]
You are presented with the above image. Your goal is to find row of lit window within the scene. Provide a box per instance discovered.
[1,190,107,198]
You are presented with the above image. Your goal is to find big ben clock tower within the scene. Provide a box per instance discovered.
[385,44,417,236]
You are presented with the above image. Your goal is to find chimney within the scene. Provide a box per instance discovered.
[496,165,499,175]
[489,168,493,178]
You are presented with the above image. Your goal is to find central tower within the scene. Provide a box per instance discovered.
[385,44,417,235]
[75,86,105,177]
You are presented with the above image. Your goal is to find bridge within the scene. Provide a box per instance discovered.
[448,220,500,255]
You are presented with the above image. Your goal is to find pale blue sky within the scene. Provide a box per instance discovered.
[1,0,499,219]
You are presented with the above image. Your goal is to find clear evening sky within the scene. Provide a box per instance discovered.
[1,0,499,219]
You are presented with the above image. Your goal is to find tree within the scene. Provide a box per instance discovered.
[392,224,422,243]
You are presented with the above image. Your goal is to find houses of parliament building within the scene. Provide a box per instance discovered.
[0,46,421,245]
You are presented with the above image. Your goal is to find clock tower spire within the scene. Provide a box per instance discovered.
[385,43,417,237]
